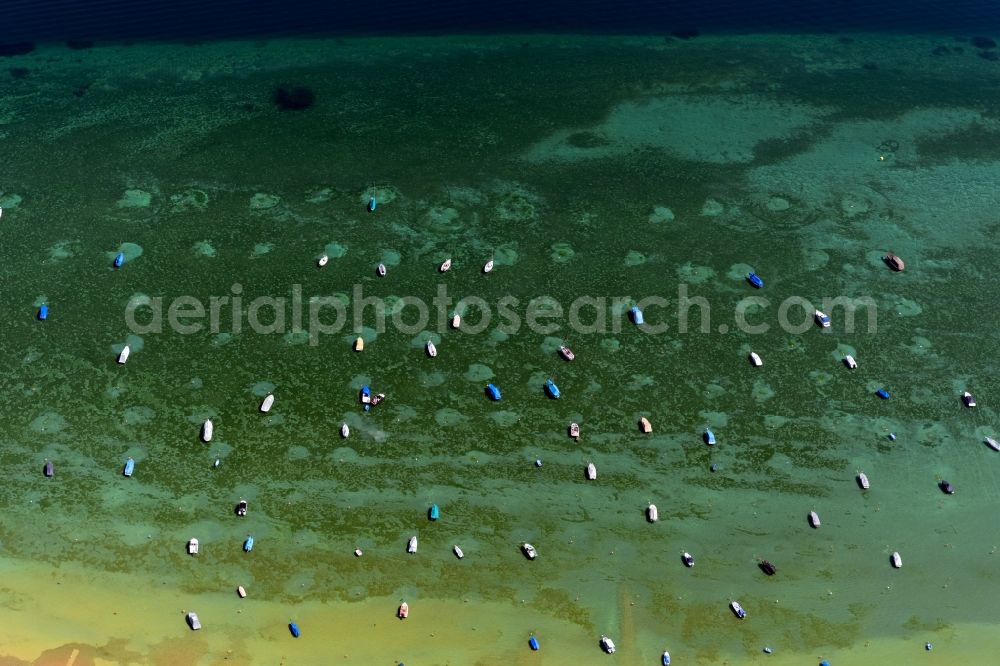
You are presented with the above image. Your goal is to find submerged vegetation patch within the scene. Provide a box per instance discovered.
[273,85,315,111]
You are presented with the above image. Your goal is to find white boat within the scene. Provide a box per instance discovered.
[963,391,976,408]
[815,310,831,328]
[749,352,762,367]
[483,259,494,274]
[985,437,1000,452]
[355,336,364,352]
[600,636,616,654]
[585,462,597,480]
[117,345,130,364]
[187,538,199,555]
[639,417,652,433]
[857,472,870,490]
[453,545,464,559]
[186,612,201,631]
[237,585,247,598]
[260,394,274,413]
[451,313,461,329]
[377,263,387,277]
[318,255,329,267]
[341,423,350,438]
[647,504,658,523]
[522,543,537,560]
[891,551,902,568]
[439,258,452,272]
[407,536,418,553]
[808,511,821,528]
[426,340,437,357]
[844,355,858,369]
[201,419,213,442]
[682,552,694,567]
[354,548,363,557]
[730,601,747,619]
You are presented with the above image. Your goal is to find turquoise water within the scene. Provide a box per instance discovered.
[2,33,1000,663]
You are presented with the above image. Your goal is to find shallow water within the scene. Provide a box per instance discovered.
[2,33,1000,663]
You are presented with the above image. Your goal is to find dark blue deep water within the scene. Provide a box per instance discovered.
[5,0,1000,42]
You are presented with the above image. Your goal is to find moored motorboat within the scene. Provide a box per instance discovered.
[123,457,134,477]
[585,462,597,480]
[749,352,762,367]
[600,635,616,654]
[747,272,764,288]
[377,263,387,277]
[429,504,440,520]
[844,355,858,369]
[647,504,658,523]
[759,559,776,576]
[453,544,464,559]
[186,612,201,630]
[962,391,976,408]
[662,651,671,665]
[360,385,371,411]
[815,310,831,328]
[354,548,363,557]
[544,379,560,399]
[398,602,409,619]
[483,258,494,274]
[289,622,301,638]
[341,423,350,438]
[236,499,248,516]
[407,536,418,553]
[201,419,213,442]
[43,460,53,477]
[114,252,125,268]
[808,511,821,528]
[630,305,644,325]
[704,428,716,445]
[260,393,274,413]
[354,336,364,352]
[529,636,540,651]
[439,258,452,272]
[368,196,377,212]
[451,313,461,328]
[522,543,537,560]
[38,304,48,320]
[243,535,254,552]
[891,551,902,568]
[117,345,131,364]
[426,340,437,357]
[876,388,891,400]
[682,552,694,567]
[559,345,575,361]
[318,254,329,267]
[883,252,904,271]
[639,417,652,434]
[985,436,1000,452]
[857,472,870,490]
[485,383,501,401]
[371,393,385,407]
[939,479,955,494]
[569,422,580,440]
[237,585,247,598]
[187,538,199,555]
[730,601,747,619]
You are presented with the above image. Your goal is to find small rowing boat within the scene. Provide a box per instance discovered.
[114,252,125,268]
[318,254,329,267]
[963,391,976,408]
[749,352,762,367]
[483,258,494,273]
[544,378,560,399]
[808,511,821,528]
[529,636,540,651]
[662,651,671,665]
[123,457,134,477]
[186,612,201,630]
[815,309,831,328]
[426,340,437,357]
[377,263,386,277]
[118,345,130,364]
[187,538,199,555]
[639,417,652,433]
[600,635,616,653]
[451,313,461,328]
[747,272,764,288]
[891,551,902,568]
[454,544,464,559]
[341,423,350,438]
[704,428,716,445]
[485,383,501,401]
[38,304,48,320]
[730,601,747,619]
[559,345,575,361]
[759,559,776,576]
[407,536,418,553]
[647,504,658,523]
[260,394,274,413]
[236,499,247,516]
[522,543,537,560]
[985,437,1000,452]
[237,585,247,598]
[883,252,904,272]
[289,622,301,638]
[398,602,409,619]
[682,552,694,567]
[201,419,213,442]
[569,422,580,440]
[844,355,858,369]
[368,196,377,212]
[429,504,440,520]
[876,388,891,400]
[43,460,53,477]
[243,535,254,552]
[857,472,870,490]
[630,305,644,325]
[439,258,452,272]
[585,462,597,480]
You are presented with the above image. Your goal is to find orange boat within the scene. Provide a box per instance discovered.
[883,252,904,272]
[398,602,409,619]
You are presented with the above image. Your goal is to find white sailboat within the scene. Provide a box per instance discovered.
[318,254,329,267]
[453,544,464,559]
[483,258,494,273]
[426,340,437,357]
[647,504,658,523]
[341,423,350,438]
[439,258,452,272]
[585,462,597,480]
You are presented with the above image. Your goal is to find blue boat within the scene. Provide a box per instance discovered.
[662,651,671,665]
[485,383,501,401]
[114,252,125,268]
[244,535,254,552]
[429,504,440,521]
[876,388,891,400]
[361,385,371,412]
[38,304,48,320]
[630,305,644,325]
[747,272,764,288]
[367,196,377,212]
[704,429,716,445]
[544,379,560,399]
[123,457,134,477]
[529,636,540,651]
[289,622,301,638]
